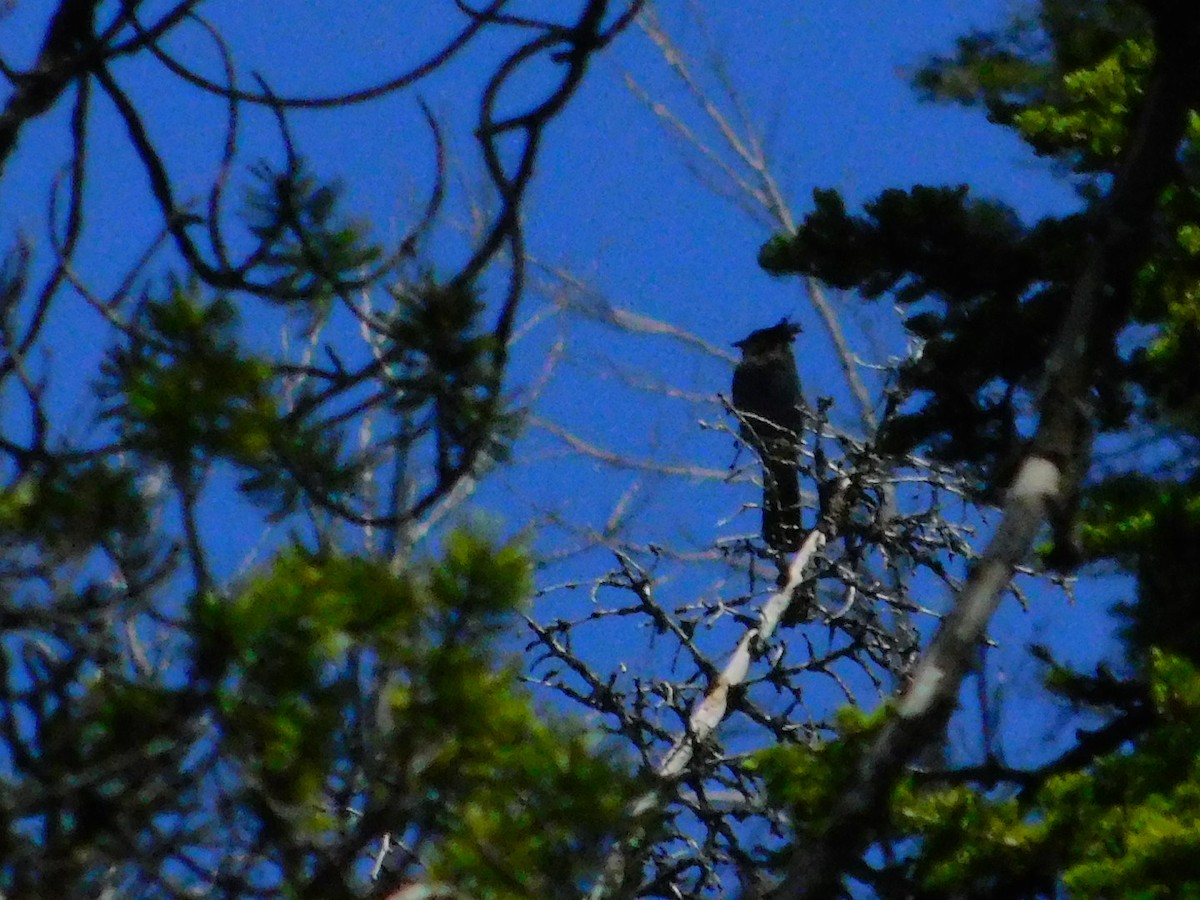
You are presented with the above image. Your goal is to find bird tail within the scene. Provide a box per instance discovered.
[763,461,802,553]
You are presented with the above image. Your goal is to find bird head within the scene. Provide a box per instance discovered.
[733,319,801,355]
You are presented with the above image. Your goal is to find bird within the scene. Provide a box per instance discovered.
[731,320,804,554]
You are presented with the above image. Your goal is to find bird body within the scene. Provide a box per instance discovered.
[732,321,804,553]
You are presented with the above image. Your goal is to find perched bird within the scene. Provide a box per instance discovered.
[732,320,804,553]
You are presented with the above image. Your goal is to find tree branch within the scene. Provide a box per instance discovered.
[773,10,1200,897]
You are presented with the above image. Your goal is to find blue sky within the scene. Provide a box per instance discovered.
[2,1,1116,767]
